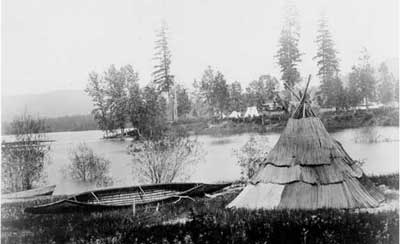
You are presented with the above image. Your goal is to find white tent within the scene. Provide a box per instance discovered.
[244,106,259,118]
[228,111,241,119]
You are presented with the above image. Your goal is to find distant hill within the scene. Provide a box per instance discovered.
[1,90,94,122]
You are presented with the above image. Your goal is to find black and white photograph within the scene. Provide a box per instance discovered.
[1,0,399,243]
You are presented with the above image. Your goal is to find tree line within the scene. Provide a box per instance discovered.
[86,5,399,138]
[276,8,399,110]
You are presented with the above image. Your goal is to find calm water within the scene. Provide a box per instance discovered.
[3,126,399,188]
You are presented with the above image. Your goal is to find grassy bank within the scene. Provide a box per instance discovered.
[174,107,399,136]
[2,174,399,243]
[2,197,398,244]
[367,173,399,190]
[320,107,399,131]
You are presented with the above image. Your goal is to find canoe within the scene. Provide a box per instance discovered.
[2,185,56,200]
[25,182,231,214]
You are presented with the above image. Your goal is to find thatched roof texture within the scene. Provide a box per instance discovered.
[228,82,384,209]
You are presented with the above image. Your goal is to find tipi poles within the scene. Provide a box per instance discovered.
[293,75,312,118]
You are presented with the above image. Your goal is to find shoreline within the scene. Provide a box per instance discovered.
[2,107,398,137]
[177,108,399,137]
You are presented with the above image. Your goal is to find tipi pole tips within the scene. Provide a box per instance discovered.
[304,75,311,96]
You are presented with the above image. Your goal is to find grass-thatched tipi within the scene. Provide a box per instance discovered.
[228,78,384,210]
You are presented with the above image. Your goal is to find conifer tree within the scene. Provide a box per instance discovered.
[153,21,174,93]
[275,2,302,88]
[152,21,177,121]
[314,15,341,109]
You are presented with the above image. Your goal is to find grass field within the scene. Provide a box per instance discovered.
[1,174,399,244]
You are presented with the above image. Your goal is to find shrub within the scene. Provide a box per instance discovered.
[233,135,269,180]
[1,113,51,193]
[129,135,204,184]
[66,143,113,187]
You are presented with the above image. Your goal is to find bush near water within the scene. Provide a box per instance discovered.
[2,174,399,244]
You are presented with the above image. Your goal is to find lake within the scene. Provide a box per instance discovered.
[2,126,399,190]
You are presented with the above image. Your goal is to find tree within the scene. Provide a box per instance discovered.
[129,135,203,184]
[176,85,192,118]
[191,79,211,118]
[105,65,130,135]
[85,71,114,136]
[395,79,399,102]
[153,21,174,93]
[152,21,178,122]
[228,81,244,112]
[347,66,363,107]
[377,62,396,104]
[137,85,168,140]
[314,15,342,109]
[348,49,376,108]
[86,64,140,136]
[331,76,349,110]
[195,67,230,117]
[1,113,50,193]
[66,143,113,187]
[126,66,143,132]
[245,75,279,109]
[358,49,376,108]
[275,2,302,88]
[213,72,230,116]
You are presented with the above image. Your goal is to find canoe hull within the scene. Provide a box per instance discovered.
[2,185,56,201]
[25,182,230,214]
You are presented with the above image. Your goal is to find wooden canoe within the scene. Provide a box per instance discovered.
[2,185,56,200]
[25,182,231,214]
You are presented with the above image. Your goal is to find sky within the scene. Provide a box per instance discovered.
[2,0,398,96]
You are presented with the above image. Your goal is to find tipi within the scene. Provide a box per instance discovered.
[244,106,259,118]
[228,77,384,209]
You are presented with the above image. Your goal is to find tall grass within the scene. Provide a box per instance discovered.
[1,174,398,243]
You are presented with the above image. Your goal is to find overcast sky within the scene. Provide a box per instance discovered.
[2,0,398,95]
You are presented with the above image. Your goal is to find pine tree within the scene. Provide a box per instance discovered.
[314,15,341,109]
[153,21,174,93]
[152,21,178,121]
[275,2,302,88]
